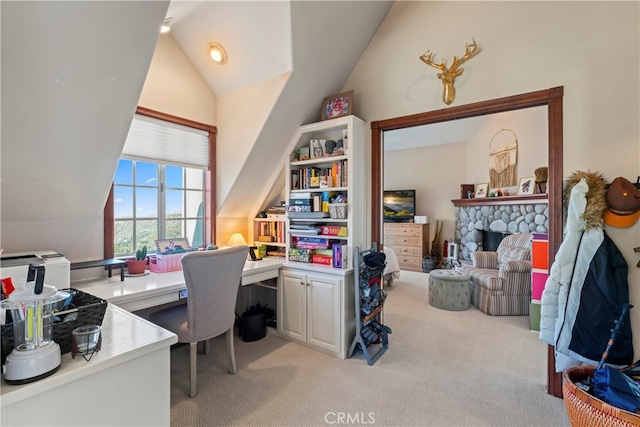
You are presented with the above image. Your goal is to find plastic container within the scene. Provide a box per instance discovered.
[148,253,183,273]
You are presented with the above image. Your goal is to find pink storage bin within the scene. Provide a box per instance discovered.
[149,253,183,273]
[531,271,549,301]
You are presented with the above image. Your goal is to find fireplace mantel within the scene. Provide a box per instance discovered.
[451,194,548,207]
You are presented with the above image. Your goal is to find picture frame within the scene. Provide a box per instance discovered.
[299,146,310,161]
[310,139,326,159]
[321,90,354,121]
[475,182,489,198]
[518,176,535,195]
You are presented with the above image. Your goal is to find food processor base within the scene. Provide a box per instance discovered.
[3,342,61,385]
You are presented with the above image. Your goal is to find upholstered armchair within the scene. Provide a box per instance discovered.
[460,233,532,315]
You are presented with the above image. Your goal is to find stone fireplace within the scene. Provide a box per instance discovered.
[452,195,549,261]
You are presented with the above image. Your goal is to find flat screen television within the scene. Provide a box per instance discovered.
[383,190,416,222]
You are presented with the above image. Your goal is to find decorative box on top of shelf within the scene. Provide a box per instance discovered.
[284,115,366,270]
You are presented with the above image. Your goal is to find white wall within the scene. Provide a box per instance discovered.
[346,1,640,354]
[139,33,217,124]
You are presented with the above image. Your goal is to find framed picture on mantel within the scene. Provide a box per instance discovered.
[518,176,535,195]
[475,182,489,198]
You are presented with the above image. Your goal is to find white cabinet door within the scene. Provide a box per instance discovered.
[306,273,341,354]
[279,268,344,356]
[278,269,306,342]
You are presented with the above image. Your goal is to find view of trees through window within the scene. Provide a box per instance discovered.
[114,159,205,256]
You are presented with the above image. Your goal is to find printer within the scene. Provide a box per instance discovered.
[0,250,71,289]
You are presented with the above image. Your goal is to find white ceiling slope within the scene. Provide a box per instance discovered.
[1,0,391,234]
[170,1,293,95]
[1,1,170,222]
[216,0,394,217]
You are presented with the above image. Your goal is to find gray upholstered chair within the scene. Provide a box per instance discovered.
[459,233,532,316]
[149,245,248,397]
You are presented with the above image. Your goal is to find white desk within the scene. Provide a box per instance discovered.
[1,304,177,426]
[73,257,283,312]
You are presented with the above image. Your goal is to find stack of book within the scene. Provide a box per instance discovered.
[289,222,322,235]
[287,192,329,219]
[266,205,286,219]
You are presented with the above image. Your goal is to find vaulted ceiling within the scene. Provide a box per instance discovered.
[1,1,393,230]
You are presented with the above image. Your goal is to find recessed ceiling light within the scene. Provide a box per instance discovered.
[161,18,172,33]
[208,42,228,65]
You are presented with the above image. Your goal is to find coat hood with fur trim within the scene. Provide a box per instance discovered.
[562,170,608,231]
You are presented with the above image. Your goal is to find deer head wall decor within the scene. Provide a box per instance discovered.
[420,38,479,105]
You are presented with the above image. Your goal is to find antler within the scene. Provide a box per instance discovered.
[419,51,446,71]
[450,38,478,72]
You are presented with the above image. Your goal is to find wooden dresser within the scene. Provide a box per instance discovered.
[383,223,430,272]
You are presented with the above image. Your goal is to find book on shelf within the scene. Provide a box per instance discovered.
[267,249,286,257]
[295,236,328,244]
[287,205,312,212]
[290,198,312,206]
[311,254,332,266]
[321,225,348,237]
[289,248,311,263]
[288,211,330,219]
[289,228,321,235]
[267,213,286,219]
[265,205,286,219]
[289,222,321,229]
[292,237,329,249]
[322,191,330,212]
[290,191,312,199]
[332,244,348,268]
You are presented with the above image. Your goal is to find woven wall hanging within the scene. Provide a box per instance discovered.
[488,128,518,189]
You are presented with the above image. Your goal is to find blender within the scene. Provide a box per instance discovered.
[2,263,68,384]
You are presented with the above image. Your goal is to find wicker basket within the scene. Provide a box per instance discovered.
[1,288,107,364]
[563,366,640,427]
[328,203,348,219]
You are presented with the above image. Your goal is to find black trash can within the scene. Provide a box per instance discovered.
[240,305,266,342]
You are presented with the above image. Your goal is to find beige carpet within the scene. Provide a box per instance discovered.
[169,270,570,426]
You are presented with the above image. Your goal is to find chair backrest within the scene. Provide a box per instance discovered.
[496,233,532,264]
[181,245,248,342]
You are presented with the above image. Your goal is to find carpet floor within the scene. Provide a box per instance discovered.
[168,270,571,426]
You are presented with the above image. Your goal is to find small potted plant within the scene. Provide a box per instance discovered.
[126,245,147,275]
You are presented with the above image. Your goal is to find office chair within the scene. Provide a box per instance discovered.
[149,245,248,397]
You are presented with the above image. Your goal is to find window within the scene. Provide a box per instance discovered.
[113,159,205,256]
[104,107,216,259]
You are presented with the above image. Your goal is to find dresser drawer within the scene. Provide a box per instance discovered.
[391,245,422,256]
[396,254,422,271]
[386,225,422,238]
[387,236,422,247]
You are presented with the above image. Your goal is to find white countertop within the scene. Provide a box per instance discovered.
[1,304,177,406]
[71,257,283,312]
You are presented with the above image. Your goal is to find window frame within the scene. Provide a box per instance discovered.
[104,106,217,259]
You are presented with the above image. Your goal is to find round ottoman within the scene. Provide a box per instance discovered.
[428,269,471,311]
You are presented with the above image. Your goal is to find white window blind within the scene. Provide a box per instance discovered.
[122,114,209,168]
